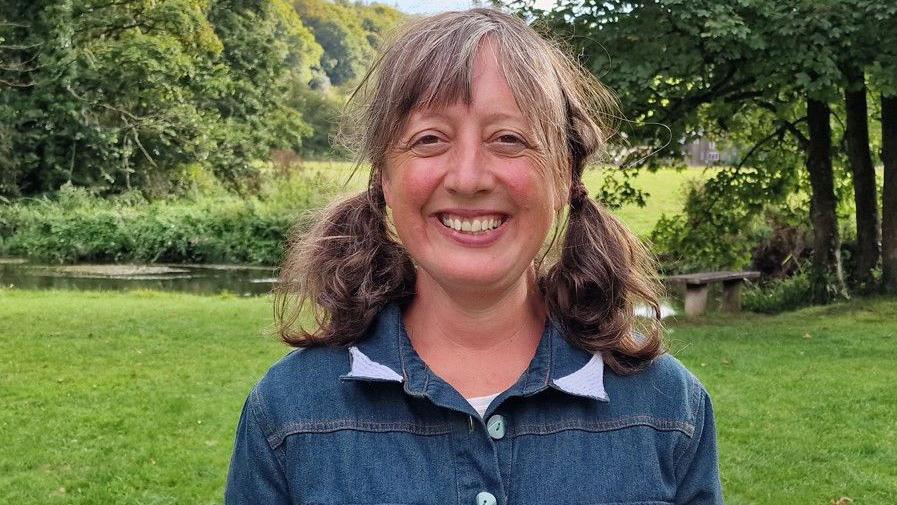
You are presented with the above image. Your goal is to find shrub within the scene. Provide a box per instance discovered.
[742,268,814,314]
[0,173,337,265]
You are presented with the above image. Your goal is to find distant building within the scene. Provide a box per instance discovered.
[684,137,738,166]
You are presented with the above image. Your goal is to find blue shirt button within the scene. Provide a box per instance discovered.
[486,414,505,440]
[475,491,497,505]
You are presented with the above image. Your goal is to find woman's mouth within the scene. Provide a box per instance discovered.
[438,213,508,234]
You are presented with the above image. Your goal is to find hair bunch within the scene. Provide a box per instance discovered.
[274,176,416,347]
[542,182,665,373]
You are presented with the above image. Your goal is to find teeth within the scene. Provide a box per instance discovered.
[439,214,504,233]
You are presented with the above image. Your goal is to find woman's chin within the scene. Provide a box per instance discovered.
[423,264,524,293]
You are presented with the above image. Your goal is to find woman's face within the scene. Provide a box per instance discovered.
[382,41,559,294]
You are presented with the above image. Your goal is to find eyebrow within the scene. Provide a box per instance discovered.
[481,111,525,124]
[412,109,450,121]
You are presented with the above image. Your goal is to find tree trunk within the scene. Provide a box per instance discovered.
[843,67,880,292]
[806,97,846,302]
[882,94,897,293]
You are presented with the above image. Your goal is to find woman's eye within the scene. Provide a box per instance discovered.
[408,133,449,156]
[491,133,528,155]
[414,134,442,146]
[497,134,524,144]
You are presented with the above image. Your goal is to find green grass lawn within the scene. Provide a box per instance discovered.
[2,289,895,504]
[302,160,711,237]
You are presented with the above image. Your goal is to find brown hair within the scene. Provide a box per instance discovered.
[274,7,666,375]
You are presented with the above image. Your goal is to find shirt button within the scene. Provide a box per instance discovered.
[486,414,506,440]
[475,491,497,505]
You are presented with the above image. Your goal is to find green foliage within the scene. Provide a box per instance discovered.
[648,162,803,273]
[205,0,322,187]
[593,166,648,210]
[0,0,329,197]
[292,0,374,87]
[352,2,404,50]
[515,0,896,155]
[0,172,337,265]
[508,0,895,299]
[0,0,404,196]
[742,268,814,314]
[288,86,348,158]
[284,0,403,155]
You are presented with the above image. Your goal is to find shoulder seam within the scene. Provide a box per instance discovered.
[245,383,292,490]
[249,383,277,448]
[673,378,707,478]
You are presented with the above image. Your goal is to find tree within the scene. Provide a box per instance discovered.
[882,94,897,292]
[292,0,373,87]
[510,0,897,297]
[1,0,224,194]
[206,0,323,189]
[286,0,403,156]
[0,0,324,197]
[350,1,404,50]
[868,4,897,293]
[805,97,846,301]
[843,65,879,292]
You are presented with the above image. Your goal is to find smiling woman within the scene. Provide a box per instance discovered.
[226,7,724,505]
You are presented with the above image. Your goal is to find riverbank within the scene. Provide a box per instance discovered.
[1,289,895,503]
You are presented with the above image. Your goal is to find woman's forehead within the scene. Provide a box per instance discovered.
[404,48,531,127]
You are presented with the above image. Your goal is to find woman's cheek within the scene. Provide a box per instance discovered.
[503,159,548,209]
[402,160,444,204]
[384,155,439,208]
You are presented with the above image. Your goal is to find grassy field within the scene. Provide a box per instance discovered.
[1,289,895,504]
[302,160,711,237]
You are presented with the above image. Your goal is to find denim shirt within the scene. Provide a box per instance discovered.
[225,304,724,504]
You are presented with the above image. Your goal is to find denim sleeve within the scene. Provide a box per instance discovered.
[674,385,724,504]
[225,387,292,504]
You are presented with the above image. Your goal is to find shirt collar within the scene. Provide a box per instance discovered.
[339,303,609,403]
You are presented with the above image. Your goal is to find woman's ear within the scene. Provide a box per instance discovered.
[553,190,564,213]
[552,179,567,213]
[380,170,394,209]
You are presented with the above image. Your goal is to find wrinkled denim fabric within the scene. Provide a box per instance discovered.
[225,303,724,504]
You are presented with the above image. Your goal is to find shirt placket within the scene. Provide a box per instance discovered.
[397,335,505,504]
[398,328,554,505]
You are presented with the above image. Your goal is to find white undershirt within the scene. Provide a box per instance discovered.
[465,392,502,418]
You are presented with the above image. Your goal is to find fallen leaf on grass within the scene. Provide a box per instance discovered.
[831,497,853,505]
[803,332,812,340]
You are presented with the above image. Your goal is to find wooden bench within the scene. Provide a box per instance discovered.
[665,271,761,317]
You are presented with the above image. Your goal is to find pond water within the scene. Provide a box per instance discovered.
[0,258,679,317]
[0,258,277,296]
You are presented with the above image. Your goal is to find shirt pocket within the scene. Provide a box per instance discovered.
[272,420,455,505]
[509,418,688,504]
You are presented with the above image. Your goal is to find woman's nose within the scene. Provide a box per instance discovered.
[443,135,495,196]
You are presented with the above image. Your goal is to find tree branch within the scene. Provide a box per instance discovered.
[0,77,34,87]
